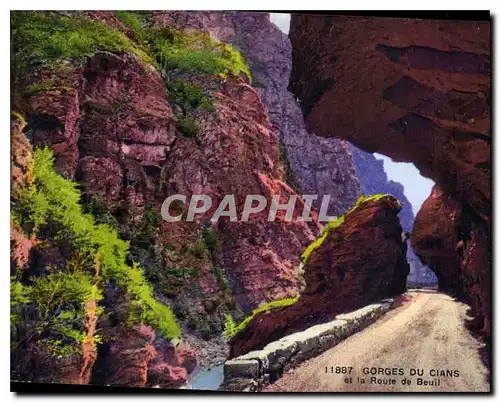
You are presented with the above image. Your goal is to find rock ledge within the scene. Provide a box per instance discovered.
[221,299,394,392]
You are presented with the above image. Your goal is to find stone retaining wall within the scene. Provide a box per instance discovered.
[221,299,394,391]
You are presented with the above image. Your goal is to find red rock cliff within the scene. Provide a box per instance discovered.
[288,13,491,340]
[10,11,319,385]
[230,195,409,357]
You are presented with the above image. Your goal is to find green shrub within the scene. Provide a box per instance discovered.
[213,264,229,292]
[24,81,75,96]
[30,271,101,355]
[143,203,160,230]
[12,11,251,98]
[14,147,181,342]
[29,271,98,318]
[151,261,200,297]
[151,27,251,79]
[202,227,218,254]
[10,277,31,325]
[132,203,162,248]
[227,296,299,338]
[177,116,199,137]
[11,11,152,72]
[113,11,149,43]
[11,269,102,356]
[223,313,237,338]
[82,196,119,230]
[191,238,208,259]
[167,79,214,113]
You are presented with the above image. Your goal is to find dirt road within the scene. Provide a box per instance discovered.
[265,290,490,392]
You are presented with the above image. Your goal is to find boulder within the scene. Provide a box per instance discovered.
[230,195,409,357]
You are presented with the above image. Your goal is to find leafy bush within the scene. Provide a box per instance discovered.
[10,277,30,325]
[167,79,214,113]
[152,27,251,79]
[202,227,218,254]
[113,11,149,43]
[191,238,208,259]
[11,11,152,72]
[82,196,119,230]
[14,147,181,346]
[112,11,252,80]
[24,81,75,96]
[147,245,200,297]
[223,313,237,338]
[30,271,101,354]
[186,311,213,340]
[177,116,199,137]
[213,264,229,292]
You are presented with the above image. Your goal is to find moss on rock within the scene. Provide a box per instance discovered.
[301,194,397,264]
[11,11,153,72]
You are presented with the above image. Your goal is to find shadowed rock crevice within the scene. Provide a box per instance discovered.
[383,75,489,123]
[376,44,491,75]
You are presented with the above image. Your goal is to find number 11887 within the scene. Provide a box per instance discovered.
[325,366,353,374]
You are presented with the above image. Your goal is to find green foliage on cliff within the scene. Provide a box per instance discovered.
[152,27,251,80]
[10,266,102,357]
[213,264,230,292]
[31,271,102,356]
[12,9,251,80]
[301,194,393,264]
[225,296,299,339]
[10,278,30,326]
[24,81,75,96]
[177,116,199,137]
[202,227,218,254]
[11,11,152,71]
[81,196,119,230]
[13,148,181,348]
[167,79,215,113]
[111,10,251,79]
[278,140,302,193]
[223,313,237,338]
[113,10,150,43]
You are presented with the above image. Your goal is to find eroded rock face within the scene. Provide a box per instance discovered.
[230,195,409,357]
[289,14,490,220]
[412,185,490,338]
[17,41,317,316]
[92,325,196,388]
[158,77,318,310]
[152,11,362,216]
[12,11,325,385]
[412,186,463,294]
[289,13,490,339]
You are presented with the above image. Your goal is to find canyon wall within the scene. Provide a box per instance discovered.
[288,13,490,339]
[161,11,433,288]
[152,11,362,216]
[11,11,318,386]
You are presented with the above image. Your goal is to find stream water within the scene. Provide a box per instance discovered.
[189,364,224,390]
